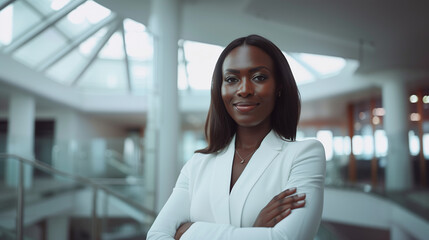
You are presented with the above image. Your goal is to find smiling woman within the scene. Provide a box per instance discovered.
[221,45,277,128]
[147,35,326,240]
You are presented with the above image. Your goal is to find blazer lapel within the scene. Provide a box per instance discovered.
[229,130,283,226]
[209,135,235,224]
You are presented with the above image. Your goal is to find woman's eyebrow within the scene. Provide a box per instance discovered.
[249,66,271,73]
[224,69,240,74]
[224,66,271,74]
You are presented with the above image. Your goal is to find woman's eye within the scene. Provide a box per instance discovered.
[225,76,238,83]
[253,75,267,81]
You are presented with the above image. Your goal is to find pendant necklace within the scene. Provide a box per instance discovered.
[235,148,257,164]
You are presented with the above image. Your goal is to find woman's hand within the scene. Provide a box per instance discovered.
[253,187,306,227]
[174,222,194,240]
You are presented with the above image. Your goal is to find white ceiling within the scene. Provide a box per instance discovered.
[244,0,429,73]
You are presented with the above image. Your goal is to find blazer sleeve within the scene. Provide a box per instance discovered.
[272,139,326,240]
[146,156,194,239]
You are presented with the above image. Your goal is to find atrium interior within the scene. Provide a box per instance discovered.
[0,0,428,239]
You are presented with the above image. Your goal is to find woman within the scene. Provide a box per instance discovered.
[147,35,326,240]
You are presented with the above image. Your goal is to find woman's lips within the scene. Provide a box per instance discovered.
[234,103,258,113]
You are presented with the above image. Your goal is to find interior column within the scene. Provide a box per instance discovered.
[6,93,35,188]
[382,80,413,191]
[149,0,180,212]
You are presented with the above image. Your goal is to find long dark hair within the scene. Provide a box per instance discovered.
[196,34,301,154]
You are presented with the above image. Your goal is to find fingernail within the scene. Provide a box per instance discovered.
[285,208,291,213]
[297,200,305,204]
[287,187,296,192]
[297,193,306,198]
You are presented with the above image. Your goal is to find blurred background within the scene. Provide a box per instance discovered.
[0,0,428,239]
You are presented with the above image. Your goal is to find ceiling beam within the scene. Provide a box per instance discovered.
[120,19,132,93]
[71,20,121,86]
[0,0,16,12]
[3,0,86,54]
[21,0,71,41]
[36,14,117,72]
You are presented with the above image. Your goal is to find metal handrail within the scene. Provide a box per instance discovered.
[0,153,156,240]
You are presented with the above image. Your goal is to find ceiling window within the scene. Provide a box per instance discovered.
[1,0,346,95]
[0,0,153,95]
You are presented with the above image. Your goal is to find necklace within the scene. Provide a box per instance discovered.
[235,148,257,164]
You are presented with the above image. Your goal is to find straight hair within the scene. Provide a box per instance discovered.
[196,34,301,154]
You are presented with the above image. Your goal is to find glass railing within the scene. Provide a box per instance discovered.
[0,225,33,240]
[324,153,387,192]
[0,154,156,240]
[50,137,146,178]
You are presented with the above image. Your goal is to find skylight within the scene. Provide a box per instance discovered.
[0,0,347,95]
[178,40,223,91]
[284,52,315,84]
[297,53,346,76]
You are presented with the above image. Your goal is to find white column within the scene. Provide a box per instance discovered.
[47,216,69,240]
[382,80,413,191]
[90,139,107,176]
[6,93,35,188]
[149,0,180,212]
[52,110,79,177]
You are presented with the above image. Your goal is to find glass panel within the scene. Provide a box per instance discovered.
[55,0,111,39]
[374,130,387,157]
[123,18,152,61]
[0,1,42,47]
[333,136,344,156]
[343,136,351,155]
[352,135,364,156]
[180,41,223,91]
[316,130,333,161]
[409,130,420,156]
[25,0,70,16]
[46,48,87,85]
[12,28,67,68]
[79,27,109,56]
[99,31,125,60]
[424,131,429,159]
[45,27,109,85]
[298,53,346,76]
[130,61,152,95]
[124,18,153,94]
[186,61,213,90]
[77,58,127,94]
[284,52,315,84]
[99,189,154,239]
[24,162,84,239]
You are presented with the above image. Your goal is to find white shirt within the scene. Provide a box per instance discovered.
[147,130,326,240]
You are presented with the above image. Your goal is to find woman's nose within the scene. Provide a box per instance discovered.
[237,78,254,97]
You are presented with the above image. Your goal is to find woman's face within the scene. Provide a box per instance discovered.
[221,45,276,128]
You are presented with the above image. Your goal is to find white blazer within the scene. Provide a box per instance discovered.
[147,130,326,240]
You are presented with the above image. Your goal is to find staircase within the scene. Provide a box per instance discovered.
[0,154,156,240]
